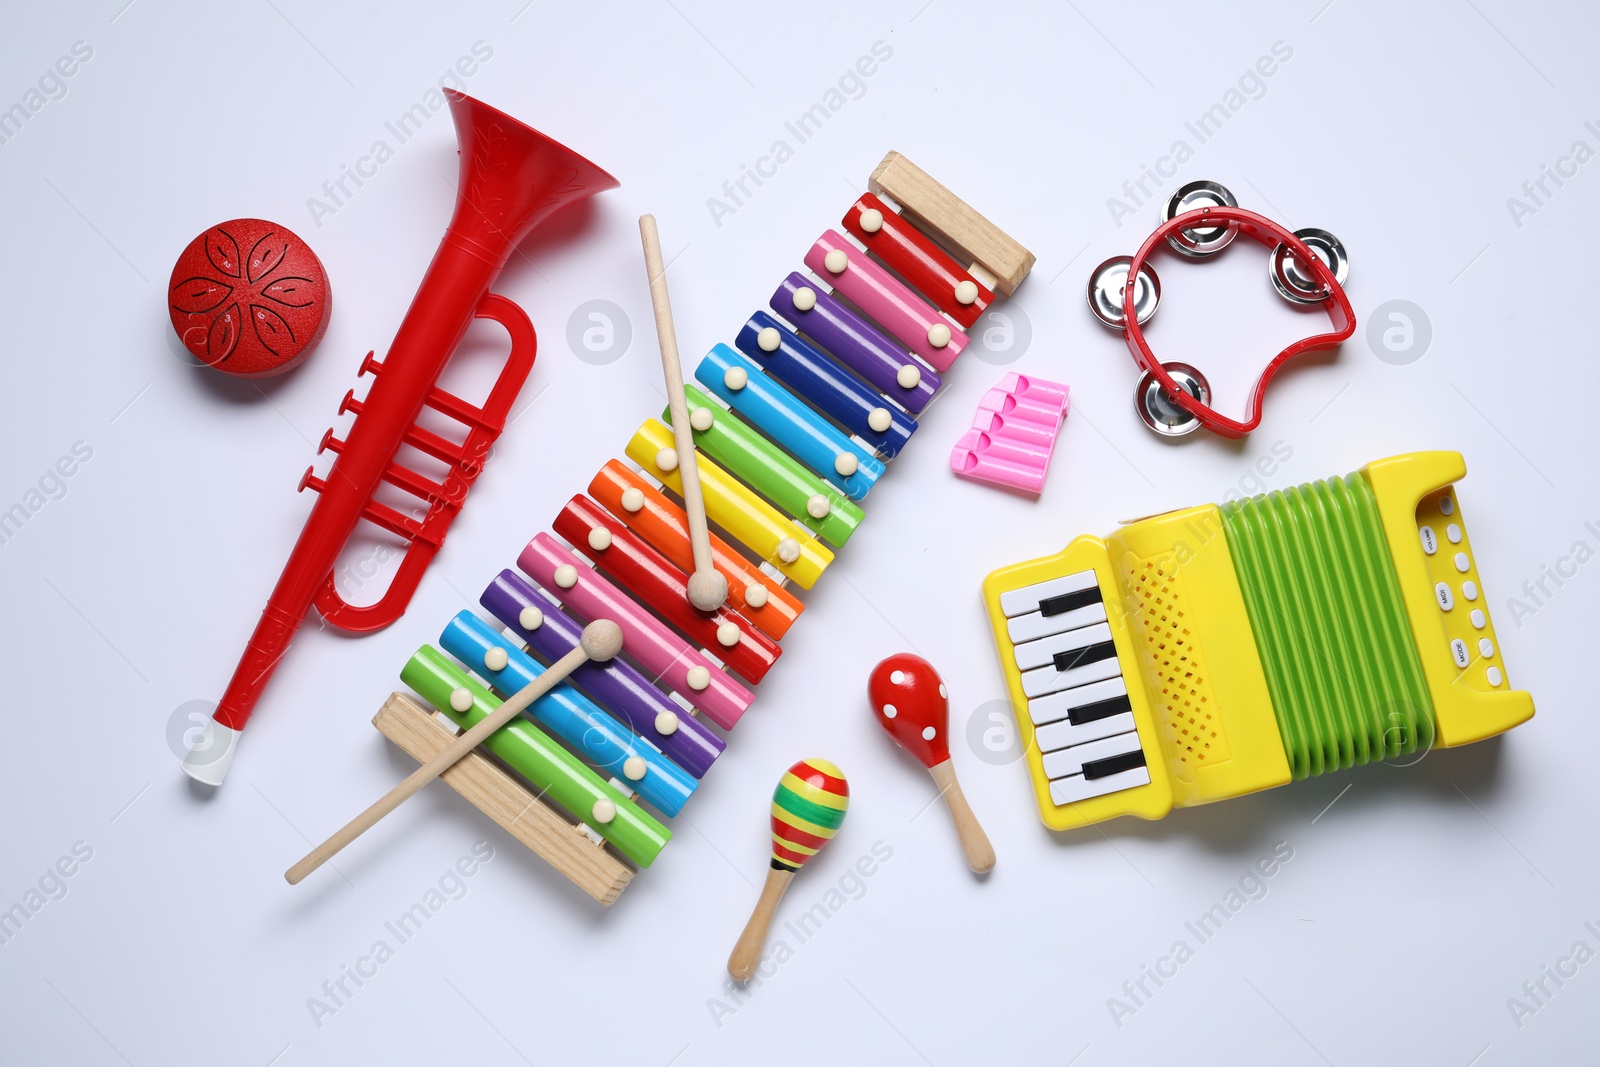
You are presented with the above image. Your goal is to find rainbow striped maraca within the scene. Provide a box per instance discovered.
[728,759,849,980]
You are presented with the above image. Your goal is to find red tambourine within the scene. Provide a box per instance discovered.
[1120,206,1355,439]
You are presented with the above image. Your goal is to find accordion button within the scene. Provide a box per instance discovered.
[1462,580,1479,600]
[1450,639,1471,669]
[1419,525,1438,554]
[1446,523,1462,543]
[1479,638,1495,658]
[1434,582,1454,611]
[1486,666,1503,687]
[1439,496,1455,516]
[1471,609,1486,628]
[1454,552,1470,573]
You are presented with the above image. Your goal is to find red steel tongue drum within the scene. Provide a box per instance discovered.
[182,92,620,785]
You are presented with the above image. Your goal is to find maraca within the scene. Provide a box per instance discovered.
[868,654,996,873]
[727,758,849,981]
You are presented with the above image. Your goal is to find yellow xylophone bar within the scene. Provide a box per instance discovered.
[627,419,833,588]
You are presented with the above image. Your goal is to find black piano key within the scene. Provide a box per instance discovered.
[1083,748,1146,780]
[1052,641,1117,674]
[1068,693,1133,725]
[1039,587,1103,617]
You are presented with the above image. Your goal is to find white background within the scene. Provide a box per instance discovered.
[1,1,1596,1064]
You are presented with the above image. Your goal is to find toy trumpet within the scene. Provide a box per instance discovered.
[183,91,618,785]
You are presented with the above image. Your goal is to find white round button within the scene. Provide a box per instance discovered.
[1462,580,1479,601]
[1479,638,1495,658]
[1454,552,1470,573]
[1419,526,1438,554]
[1486,666,1503,686]
[1446,523,1462,544]
[1439,496,1455,515]
[1470,609,1486,628]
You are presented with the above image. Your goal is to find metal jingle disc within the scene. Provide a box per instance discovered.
[1088,255,1161,330]
[1162,180,1239,258]
[1270,227,1349,305]
[1136,361,1211,437]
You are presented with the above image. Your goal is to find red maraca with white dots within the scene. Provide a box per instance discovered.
[868,653,995,873]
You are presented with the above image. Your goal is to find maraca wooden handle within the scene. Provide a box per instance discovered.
[728,867,794,981]
[930,760,996,874]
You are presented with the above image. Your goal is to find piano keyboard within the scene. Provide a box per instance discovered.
[997,570,1151,807]
[982,452,1536,834]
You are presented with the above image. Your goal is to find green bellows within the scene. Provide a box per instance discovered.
[1221,472,1436,779]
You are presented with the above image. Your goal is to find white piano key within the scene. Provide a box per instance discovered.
[1007,601,1109,644]
[1027,677,1129,726]
[1022,654,1123,698]
[1036,711,1137,753]
[1049,764,1152,806]
[1041,730,1144,779]
[999,569,1098,617]
[1014,622,1113,671]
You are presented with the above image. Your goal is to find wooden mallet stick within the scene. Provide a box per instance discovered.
[639,214,727,612]
[285,619,624,885]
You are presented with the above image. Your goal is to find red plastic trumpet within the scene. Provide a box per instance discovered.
[183,91,618,785]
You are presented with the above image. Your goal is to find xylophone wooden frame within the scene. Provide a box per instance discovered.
[372,151,1035,905]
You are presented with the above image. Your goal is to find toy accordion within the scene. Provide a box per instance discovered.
[982,452,1535,831]
[371,152,1034,902]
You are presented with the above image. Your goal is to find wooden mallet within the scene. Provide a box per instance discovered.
[285,619,624,885]
[638,214,727,612]
[728,758,849,981]
[868,653,995,874]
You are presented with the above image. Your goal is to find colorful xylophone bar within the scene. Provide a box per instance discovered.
[371,152,1034,904]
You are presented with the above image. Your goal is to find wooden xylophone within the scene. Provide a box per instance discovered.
[982,451,1536,831]
[371,152,1035,904]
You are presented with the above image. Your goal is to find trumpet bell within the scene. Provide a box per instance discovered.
[445,90,620,266]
